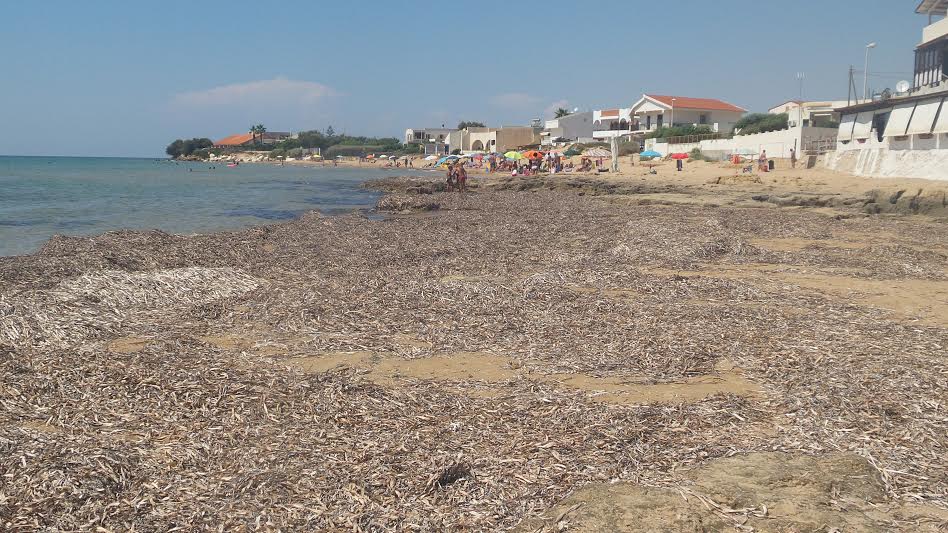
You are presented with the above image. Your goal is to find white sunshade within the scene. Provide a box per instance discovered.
[884,102,916,137]
[906,97,944,135]
[852,111,875,140]
[838,114,857,141]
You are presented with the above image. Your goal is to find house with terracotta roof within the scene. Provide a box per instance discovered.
[214,133,255,147]
[629,94,746,134]
[214,131,294,148]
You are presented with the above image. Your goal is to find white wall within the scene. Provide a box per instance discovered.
[544,112,594,141]
[646,126,837,158]
[824,133,948,180]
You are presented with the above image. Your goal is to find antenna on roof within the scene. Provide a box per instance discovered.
[796,72,806,99]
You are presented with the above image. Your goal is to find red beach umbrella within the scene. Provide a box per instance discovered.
[670,153,689,160]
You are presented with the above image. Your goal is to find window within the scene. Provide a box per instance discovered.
[699,114,707,125]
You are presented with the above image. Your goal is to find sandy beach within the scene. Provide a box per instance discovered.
[2,165,947,531]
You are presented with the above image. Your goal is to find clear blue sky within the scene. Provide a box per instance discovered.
[0,0,923,157]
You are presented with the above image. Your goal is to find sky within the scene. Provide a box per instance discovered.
[0,0,925,157]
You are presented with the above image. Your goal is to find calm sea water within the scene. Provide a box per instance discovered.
[0,156,426,257]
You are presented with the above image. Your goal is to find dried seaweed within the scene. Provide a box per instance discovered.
[1,180,946,531]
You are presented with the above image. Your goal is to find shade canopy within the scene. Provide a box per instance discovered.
[670,153,689,160]
[583,148,612,158]
[639,150,662,158]
[838,113,857,141]
[522,150,544,159]
[934,99,948,134]
[852,111,874,140]
[504,151,523,159]
[424,155,438,160]
[906,98,944,135]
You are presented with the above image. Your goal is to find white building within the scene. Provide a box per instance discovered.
[446,126,541,153]
[541,112,595,145]
[822,0,948,180]
[592,108,634,140]
[630,94,746,134]
[768,100,851,127]
[404,127,456,155]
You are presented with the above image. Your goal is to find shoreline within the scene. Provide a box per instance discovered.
[2,168,948,530]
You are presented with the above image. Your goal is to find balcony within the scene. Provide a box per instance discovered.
[921,16,948,45]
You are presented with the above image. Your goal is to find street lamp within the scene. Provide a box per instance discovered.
[863,42,877,101]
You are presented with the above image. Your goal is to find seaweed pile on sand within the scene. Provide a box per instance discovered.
[2,183,947,531]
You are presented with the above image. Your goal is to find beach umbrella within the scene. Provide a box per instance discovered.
[639,150,662,158]
[504,151,523,160]
[424,155,438,161]
[670,153,689,160]
[522,150,544,159]
[583,148,612,158]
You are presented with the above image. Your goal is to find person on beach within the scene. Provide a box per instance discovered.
[758,150,767,172]
[790,148,797,169]
[455,163,467,192]
[446,163,457,191]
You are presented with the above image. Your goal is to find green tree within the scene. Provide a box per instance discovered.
[165,138,213,159]
[457,121,485,129]
[166,139,185,158]
[554,108,570,118]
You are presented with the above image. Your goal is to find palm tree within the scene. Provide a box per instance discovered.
[554,108,571,118]
[249,124,267,145]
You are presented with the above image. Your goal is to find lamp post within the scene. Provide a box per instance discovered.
[863,42,876,101]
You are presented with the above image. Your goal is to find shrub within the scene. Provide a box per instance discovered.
[645,125,713,139]
[733,113,788,135]
[688,148,713,162]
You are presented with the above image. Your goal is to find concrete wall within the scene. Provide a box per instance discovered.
[823,133,948,181]
[495,128,540,152]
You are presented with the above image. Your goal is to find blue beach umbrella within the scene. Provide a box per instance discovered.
[640,150,662,158]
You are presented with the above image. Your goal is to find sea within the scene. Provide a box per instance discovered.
[0,156,428,257]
